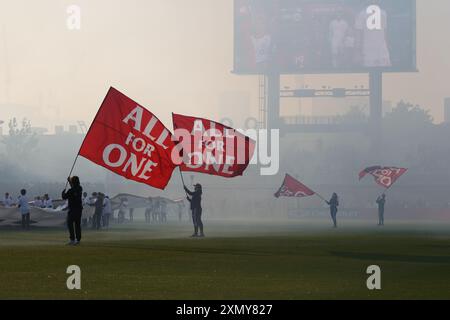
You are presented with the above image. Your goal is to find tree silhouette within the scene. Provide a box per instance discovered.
[1,118,39,165]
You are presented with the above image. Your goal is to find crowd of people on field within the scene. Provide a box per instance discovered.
[0,185,190,233]
[1,175,394,245]
[3,191,54,209]
[1,190,56,229]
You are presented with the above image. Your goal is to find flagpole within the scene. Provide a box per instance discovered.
[179,167,188,197]
[65,153,80,189]
[179,167,186,186]
[314,192,328,204]
[383,183,395,196]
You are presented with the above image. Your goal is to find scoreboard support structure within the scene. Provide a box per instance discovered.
[263,72,384,155]
[369,71,383,157]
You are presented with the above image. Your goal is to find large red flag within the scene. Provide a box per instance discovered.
[275,174,316,198]
[359,166,408,189]
[172,113,256,178]
[79,87,176,190]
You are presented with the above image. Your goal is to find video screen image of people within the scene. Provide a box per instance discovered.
[235,0,414,73]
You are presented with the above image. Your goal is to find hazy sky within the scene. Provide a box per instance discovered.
[0,0,449,130]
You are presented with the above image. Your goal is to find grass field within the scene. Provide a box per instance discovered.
[0,219,449,300]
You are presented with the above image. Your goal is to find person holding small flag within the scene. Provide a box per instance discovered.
[3,192,15,207]
[359,166,408,226]
[275,174,341,228]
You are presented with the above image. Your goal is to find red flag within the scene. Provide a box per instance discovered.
[359,166,408,189]
[275,174,316,198]
[172,113,255,178]
[79,87,176,190]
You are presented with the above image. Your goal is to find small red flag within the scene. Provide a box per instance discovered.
[359,166,408,189]
[275,174,316,198]
[79,87,176,190]
[172,113,255,178]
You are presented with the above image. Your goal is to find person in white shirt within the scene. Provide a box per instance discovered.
[43,194,53,209]
[18,189,31,230]
[33,196,43,208]
[329,13,350,68]
[251,13,272,67]
[82,192,90,227]
[3,193,14,207]
[251,34,271,65]
[118,197,128,224]
[82,192,90,207]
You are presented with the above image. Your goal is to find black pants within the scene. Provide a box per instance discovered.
[378,209,384,225]
[67,211,82,242]
[192,207,203,235]
[330,208,338,227]
[94,212,102,230]
[21,213,30,230]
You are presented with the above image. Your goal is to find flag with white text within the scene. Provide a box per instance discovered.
[79,87,176,190]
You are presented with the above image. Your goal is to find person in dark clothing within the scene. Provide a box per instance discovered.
[376,194,386,226]
[18,189,31,230]
[326,193,339,228]
[93,193,104,230]
[184,183,204,237]
[62,176,83,245]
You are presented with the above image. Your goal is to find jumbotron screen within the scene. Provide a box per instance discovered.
[234,0,416,74]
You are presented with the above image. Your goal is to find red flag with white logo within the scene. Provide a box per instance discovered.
[79,87,176,190]
[172,113,256,178]
[275,174,316,198]
[359,166,408,189]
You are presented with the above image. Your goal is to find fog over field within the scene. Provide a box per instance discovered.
[0,0,449,224]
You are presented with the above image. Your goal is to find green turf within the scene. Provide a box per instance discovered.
[0,220,449,300]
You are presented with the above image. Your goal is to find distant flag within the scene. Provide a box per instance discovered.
[275,174,316,198]
[359,166,408,189]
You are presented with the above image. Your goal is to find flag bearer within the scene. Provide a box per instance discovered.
[326,193,339,228]
[184,183,204,237]
[376,194,386,226]
[62,177,83,245]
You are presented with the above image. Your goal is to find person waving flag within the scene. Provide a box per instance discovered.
[359,166,408,189]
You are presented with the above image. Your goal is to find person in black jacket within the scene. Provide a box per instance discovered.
[326,193,339,228]
[62,176,83,245]
[184,183,204,237]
